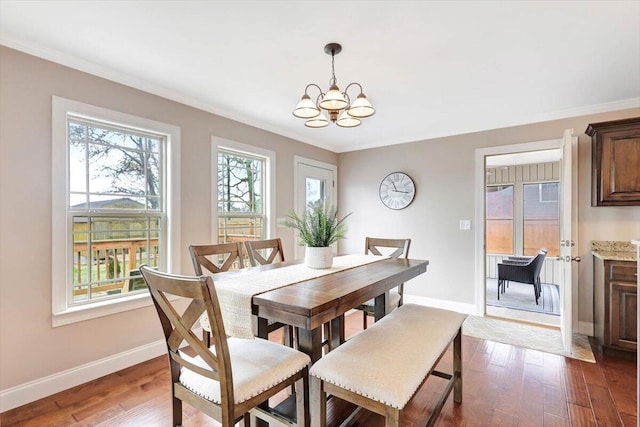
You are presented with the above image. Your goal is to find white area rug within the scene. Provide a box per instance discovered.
[486,278,560,315]
[463,315,595,363]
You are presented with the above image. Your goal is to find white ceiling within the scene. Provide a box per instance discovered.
[1,1,639,153]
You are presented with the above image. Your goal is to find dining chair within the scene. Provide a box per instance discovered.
[188,242,245,275]
[245,238,285,267]
[497,248,548,304]
[244,238,296,348]
[189,243,245,347]
[139,266,310,427]
[354,237,412,329]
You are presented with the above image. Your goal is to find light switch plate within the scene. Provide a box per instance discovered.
[459,220,471,230]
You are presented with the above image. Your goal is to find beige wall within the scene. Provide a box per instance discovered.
[338,109,640,327]
[0,46,337,392]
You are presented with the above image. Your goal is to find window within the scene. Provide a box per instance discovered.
[485,185,514,254]
[52,97,180,325]
[524,182,559,256]
[217,149,265,243]
[213,138,275,257]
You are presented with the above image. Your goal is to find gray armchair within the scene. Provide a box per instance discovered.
[497,249,548,305]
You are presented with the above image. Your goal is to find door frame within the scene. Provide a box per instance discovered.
[474,139,578,334]
[293,156,338,257]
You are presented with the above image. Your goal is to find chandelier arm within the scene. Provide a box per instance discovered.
[304,83,324,96]
[343,82,364,96]
[342,92,351,105]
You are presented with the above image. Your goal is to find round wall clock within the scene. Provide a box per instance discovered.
[379,172,416,210]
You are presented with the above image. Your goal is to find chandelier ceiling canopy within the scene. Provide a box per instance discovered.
[293,43,375,128]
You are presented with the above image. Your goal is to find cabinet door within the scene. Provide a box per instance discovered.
[610,281,638,351]
[589,118,640,206]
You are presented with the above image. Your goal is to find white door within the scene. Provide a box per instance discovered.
[559,129,579,352]
[294,157,337,259]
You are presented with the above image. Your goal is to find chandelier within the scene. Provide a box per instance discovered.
[292,43,375,128]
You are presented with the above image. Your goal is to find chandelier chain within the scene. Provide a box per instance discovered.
[331,50,338,86]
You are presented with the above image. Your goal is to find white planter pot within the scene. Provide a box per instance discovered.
[304,246,334,269]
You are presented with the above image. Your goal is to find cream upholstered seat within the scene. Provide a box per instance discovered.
[310,304,466,427]
[139,265,310,427]
[354,237,411,329]
[180,337,309,404]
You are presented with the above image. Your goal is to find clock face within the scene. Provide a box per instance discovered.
[379,172,416,210]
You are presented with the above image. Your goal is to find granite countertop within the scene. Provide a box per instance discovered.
[591,240,638,262]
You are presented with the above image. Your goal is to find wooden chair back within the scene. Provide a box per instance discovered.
[365,237,411,259]
[188,242,244,275]
[245,238,285,266]
[365,237,411,309]
[139,265,236,425]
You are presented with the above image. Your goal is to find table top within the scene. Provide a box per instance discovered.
[253,257,429,330]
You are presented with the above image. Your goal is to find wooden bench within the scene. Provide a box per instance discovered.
[309,304,467,427]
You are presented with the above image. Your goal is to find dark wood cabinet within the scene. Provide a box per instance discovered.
[593,258,638,353]
[586,117,640,206]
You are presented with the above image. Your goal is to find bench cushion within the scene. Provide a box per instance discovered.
[310,304,467,409]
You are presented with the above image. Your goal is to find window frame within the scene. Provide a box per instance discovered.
[52,97,181,326]
[211,137,275,244]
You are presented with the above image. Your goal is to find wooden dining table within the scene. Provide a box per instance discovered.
[213,256,429,363]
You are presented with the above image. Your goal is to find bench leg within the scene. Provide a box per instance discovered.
[384,407,402,427]
[296,371,310,427]
[310,376,326,427]
[454,327,462,403]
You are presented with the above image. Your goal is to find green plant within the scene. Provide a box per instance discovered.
[285,202,351,247]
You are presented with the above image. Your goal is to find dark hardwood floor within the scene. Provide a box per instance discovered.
[1,312,636,426]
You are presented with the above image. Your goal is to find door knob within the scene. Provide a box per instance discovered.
[562,256,581,262]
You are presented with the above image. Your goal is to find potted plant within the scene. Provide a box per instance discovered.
[285,202,351,269]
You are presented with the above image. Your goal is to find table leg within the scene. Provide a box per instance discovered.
[297,326,323,363]
[374,290,389,322]
[256,316,268,339]
[328,316,342,352]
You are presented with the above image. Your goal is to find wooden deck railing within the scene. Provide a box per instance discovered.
[73,239,158,298]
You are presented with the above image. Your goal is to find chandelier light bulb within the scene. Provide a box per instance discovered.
[347,93,375,118]
[336,109,361,128]
[319,85,348,111]
[293,94,321,118]
[305,111,330,128]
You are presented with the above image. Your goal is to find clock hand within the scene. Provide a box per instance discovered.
[391,182,398,191]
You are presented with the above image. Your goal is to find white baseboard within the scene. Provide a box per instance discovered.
[403,295,477,315]
[578,321,594,336]
[0,335,178,412]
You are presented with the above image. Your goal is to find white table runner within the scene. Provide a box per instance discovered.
[203,254,388,339]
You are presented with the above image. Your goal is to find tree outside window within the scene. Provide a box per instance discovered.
[217,150,265,246]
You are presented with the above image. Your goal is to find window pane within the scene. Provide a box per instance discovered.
[218,217,263,243]
[70,119,162,211]
[486,185,513,254]
[71,214,160,303]
[217,152,263,214]
[305,178,325,209]
[523,182,559,256]
[69,141,87,193]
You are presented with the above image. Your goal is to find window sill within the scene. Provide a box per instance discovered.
[52,293,154,327]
